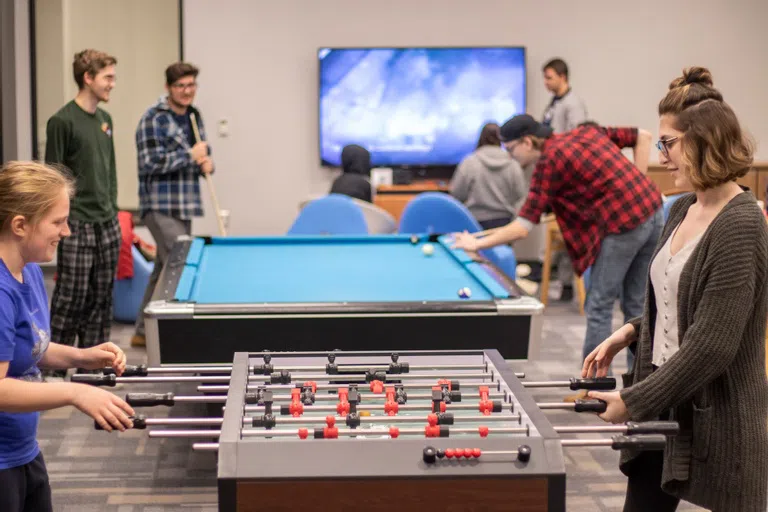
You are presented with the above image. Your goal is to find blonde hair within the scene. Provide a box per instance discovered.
[0,161,75,232]
[658,67,753,189]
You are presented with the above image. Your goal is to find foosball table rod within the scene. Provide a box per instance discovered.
[95,411,520,431]
[73,372,499,387]
[197,382,502,394]
[105,362,496,377]
[146,425,530,439]
[422,434,668,464]
[193,442,220,451]
[123,390,504,408]
[188,433,670,455]
[95,415,678,437]
[103,352,525,378]
[554,421,679,436]
[121,394,610,416]
[194,375,610,395]
[243,400,513,415]
[247,372,497,383]
[249,412,520,428]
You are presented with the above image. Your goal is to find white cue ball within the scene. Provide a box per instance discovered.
[422,243,434,256]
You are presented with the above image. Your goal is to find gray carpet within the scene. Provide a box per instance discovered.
[38,280,706,511]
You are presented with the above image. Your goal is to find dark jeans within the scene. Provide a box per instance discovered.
[479,217,511,230]
[0,452,53,512]
[583,209,664,372]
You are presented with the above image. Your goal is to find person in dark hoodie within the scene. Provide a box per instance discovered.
[330,145,373,202]
[450,123,527,230]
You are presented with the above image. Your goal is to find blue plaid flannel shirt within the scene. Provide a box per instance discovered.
[136,96,211,219]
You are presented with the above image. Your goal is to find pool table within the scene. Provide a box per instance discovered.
[144,235,544,366]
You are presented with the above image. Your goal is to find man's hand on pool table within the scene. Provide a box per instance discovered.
[452,231,481,252]
[453,221,530,252]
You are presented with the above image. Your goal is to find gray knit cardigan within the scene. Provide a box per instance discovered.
[620,191,768,512]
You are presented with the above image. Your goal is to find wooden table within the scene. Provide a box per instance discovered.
[374,180,450,222]
[539,214,586,314]
[647,161,768,201]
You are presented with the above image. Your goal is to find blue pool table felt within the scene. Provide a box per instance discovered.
[175,235,509,304]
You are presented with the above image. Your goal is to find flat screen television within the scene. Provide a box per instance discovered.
[318,46,526,168]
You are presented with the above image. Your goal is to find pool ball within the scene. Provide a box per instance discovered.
[422,243,434,256]
[410,235,419,245]
[458,287,471,299]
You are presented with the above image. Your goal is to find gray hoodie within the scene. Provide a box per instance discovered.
[450,146,527,222]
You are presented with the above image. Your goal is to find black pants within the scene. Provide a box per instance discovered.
[478,217,511,230]
[623,450,680,512]
[0,452,53,512]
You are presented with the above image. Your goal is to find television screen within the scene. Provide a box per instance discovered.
[318,46,526,168]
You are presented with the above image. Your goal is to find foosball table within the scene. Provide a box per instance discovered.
[76,350,679,512]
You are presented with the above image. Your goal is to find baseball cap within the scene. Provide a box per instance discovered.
[499,114,554,142]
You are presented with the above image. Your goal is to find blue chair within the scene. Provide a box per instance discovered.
[288,194,368,235]
[663,192,688,221]
[398,192,518,279]
[112,245,154,323]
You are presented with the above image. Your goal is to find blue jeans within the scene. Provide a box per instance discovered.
[582,209,664,372]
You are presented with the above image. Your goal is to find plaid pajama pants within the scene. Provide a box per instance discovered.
[50,216,121,349]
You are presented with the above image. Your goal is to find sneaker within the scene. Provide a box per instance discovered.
[526,264,543,283]
[130,334,146,347]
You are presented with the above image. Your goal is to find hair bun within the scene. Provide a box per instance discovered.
[669,67,714,89]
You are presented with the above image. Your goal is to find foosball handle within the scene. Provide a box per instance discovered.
[573,398,607,413]
[94,414,147,431]
[71,374,117,387]
[103,364,148,377]
[611,434,666,451]
[517,444,532,462]
[625,421,680,436]
[569,377,616,390]
[126,392,175,407]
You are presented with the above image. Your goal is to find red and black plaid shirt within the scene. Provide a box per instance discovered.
[518,125,662,275]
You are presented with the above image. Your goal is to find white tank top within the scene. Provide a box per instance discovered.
[650,224,704,367]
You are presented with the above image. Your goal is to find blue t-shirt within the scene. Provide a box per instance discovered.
[172,111,196,148]
[0,260,50,469]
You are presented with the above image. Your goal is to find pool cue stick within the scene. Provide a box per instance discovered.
[189,113,226,236]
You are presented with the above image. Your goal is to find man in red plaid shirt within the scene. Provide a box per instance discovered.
[454,114,663,372]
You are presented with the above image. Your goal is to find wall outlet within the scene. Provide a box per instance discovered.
[218,119,229,138]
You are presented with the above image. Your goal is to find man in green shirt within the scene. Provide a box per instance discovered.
[44,49,121,377]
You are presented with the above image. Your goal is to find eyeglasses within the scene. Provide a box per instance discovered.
[503,140,521,153]
[656,136,679,159]
[171,82,197,91]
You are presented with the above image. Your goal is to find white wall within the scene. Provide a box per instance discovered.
[34,0,179,210]
[1,0,33,161]
[182,0,767,236]
[34,0,67,159]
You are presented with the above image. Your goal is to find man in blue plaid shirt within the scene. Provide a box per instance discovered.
[131,62,214,347]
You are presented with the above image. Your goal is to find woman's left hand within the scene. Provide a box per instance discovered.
[587,390,630,424]
[79,342,127,376]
